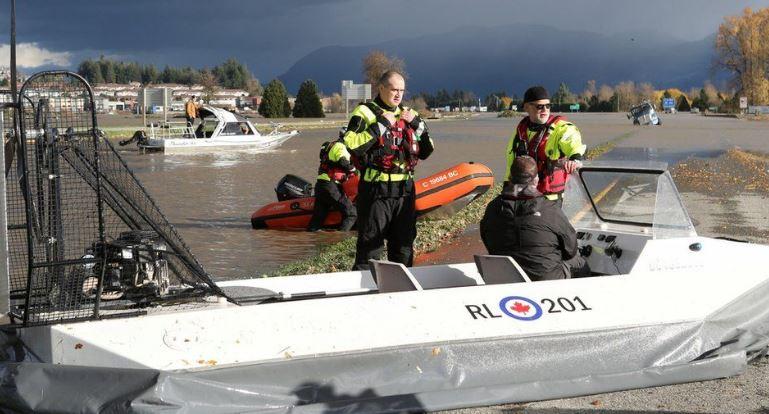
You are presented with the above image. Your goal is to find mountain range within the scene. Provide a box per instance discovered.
[279,24,722,97]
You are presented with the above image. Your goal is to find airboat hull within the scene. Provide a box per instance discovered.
[13,237,769,412]
[2,68,768,414]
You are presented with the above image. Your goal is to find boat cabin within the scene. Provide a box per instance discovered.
[194,106,257,138]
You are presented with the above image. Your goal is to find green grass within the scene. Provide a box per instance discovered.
[101,127,142,140]
[268,131,635,277]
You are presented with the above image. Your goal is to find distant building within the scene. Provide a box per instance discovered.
[0,66,26,87]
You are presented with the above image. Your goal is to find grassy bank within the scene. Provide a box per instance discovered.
[102,127,143,140]
[269,131,635,276]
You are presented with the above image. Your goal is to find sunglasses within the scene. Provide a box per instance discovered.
[532,103,552,110]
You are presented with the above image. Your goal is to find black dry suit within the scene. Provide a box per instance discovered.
[480,182,580,281]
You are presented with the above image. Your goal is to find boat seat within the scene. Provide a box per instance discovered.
[473,254,531,284]
[369,260,423,293]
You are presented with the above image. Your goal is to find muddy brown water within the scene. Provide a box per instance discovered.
[115,113,767,280]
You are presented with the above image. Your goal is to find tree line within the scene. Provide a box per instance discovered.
[359,50,740,114]
[75,56,327,118]
[76,57,262,93]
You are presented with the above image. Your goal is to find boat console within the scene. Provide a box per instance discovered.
[575,228,650,275]
[564,162,697,276]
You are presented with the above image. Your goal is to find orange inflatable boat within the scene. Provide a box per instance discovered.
[251,162,494,230]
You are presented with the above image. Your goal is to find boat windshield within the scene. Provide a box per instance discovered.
[563,166,696,239]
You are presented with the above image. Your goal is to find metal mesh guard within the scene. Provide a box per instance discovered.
[8,71,225,326]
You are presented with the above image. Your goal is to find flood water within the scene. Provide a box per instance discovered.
[116,113,766,279]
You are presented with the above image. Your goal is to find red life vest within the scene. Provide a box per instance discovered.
[365,103,420,174]
[318,141,349,182]
[513,115,569,195]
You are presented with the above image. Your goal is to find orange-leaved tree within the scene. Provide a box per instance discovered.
[715,7,769,105]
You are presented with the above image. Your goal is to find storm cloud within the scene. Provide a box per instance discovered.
[0,0,768,80]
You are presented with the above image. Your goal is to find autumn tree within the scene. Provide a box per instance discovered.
[259,79,291,118]
[484,91,508,111]
[246,78,263,97]
[199,70,219,103]
[614,81,637,111]
[715,7,769,105]
[703,82,720,106]
[292,79,325,118]
[637,83,656,104]
[362,50,406,85]
[325,93,344,113]
[500,96,514,111]
[582,80,597,101]
[597,84,614,103]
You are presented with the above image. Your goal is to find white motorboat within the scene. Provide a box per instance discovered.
[133,105,298,152]
[6,161,769,413]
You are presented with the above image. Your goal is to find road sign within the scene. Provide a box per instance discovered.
[341,80,372,116]
[341,80,371,100]
[569,103,580,112]
[662,98,675,109]
[739,96,748,109]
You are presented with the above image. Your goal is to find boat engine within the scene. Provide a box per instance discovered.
[82,230,171,301]
[275,174,313,201]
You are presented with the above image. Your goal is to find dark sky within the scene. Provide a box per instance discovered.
[2,0,769,80]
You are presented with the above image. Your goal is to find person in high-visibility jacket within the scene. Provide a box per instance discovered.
[307,139,357,232]
[505,86,586,207]
[342,70,434,270]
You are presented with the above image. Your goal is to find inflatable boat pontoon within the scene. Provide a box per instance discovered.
[250,162,495,229]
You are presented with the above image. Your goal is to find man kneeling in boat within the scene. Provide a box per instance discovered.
[480,155,589,280]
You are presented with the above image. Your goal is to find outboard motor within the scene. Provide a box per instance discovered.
[275,174,313,201]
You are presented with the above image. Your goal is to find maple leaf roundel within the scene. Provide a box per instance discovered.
[499,296,543,321]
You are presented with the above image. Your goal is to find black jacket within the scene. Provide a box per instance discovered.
[480,191,578,281]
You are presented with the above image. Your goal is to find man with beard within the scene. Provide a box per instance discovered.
[506,86,586,207]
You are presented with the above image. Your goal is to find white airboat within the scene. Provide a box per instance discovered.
[7,161,769,413]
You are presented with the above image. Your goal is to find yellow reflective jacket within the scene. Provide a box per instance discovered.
[343,100,433,183]
[317,141,353,182]
[505,117,586,199]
